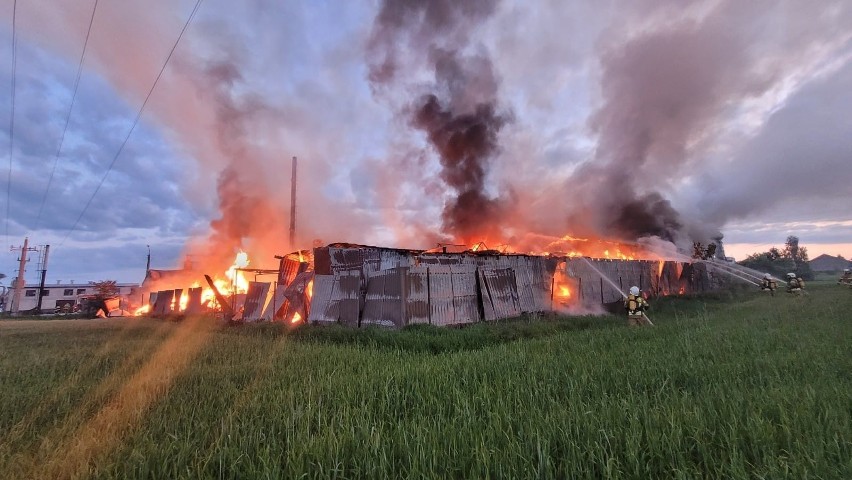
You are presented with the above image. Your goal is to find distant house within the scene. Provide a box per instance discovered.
[12,282,139,312]
[809,254,850,272]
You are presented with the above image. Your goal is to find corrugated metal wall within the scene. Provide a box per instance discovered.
[404,267,430,325]
[362,267,406,328]
[424,266,455,326]
[305,246,714,328]
[565,258,710,303]
[449,265,481,325]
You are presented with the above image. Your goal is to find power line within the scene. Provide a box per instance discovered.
[5,0,17,245]
[35,0,100,229]
[59,0,204,247]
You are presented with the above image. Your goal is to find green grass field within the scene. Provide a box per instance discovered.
[1,282,850,479]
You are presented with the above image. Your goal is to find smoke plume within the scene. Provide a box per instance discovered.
[11,0,852,276]
[369,0,510,243]
[554,0,852,248]
[561,1,779,244]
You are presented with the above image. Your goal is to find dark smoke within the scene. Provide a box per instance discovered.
[608,192,682,242]
[412,94,506,240]
[562,0,788,245]
[369,0,509,242]
[368,0,500,86]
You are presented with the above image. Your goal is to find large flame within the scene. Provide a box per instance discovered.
[467,234,647,260]
[225,251,250,293]
[199,251,252,310]
[140,251,254,315]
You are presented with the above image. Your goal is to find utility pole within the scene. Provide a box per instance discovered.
[9,237,37,314]
[34,244,50,313]
[289,156,297,248]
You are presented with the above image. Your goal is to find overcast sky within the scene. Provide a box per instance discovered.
[0,0,850,285]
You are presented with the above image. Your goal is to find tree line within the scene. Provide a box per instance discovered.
[739,236,814,280]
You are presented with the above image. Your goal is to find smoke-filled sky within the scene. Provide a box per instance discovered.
[1,0,850,284]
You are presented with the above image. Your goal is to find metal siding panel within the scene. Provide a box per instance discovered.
[278,258,308,288]
[242,282,269,321]
[451,265,481,324]
[479,269,498,321]
[428,266,456,326]
[278,272,313,322]
[329,247,364,275]
[307,275,337,324]
[337,274,361,327]
[362,249,382,278]
[602,260,624,303]
[405,267,430,325]
[480,268,521,321]
[261,284,287,321]
[313,247,332,275]
[532,257,550,310]
[692,262,710,292]
[362,268,406,328]
[566,259,596,304]
[172,289,183,314]
[184,287,203,315]
[380,250,413,272]
[153,290,173,316]
[514,264,538,312]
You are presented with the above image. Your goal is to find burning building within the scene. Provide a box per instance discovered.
[139,241,713,327]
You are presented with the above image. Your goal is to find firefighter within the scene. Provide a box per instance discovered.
[624,286,650,326]
[759,273,777,296]
[838,268,852,286]
[786,272,805,294]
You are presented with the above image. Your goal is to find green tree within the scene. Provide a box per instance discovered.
[738,236,814,280]
[92,280,119,299]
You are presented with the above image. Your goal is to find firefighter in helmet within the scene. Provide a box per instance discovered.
[759,273,777,296]
[786,272,805,294]
[624,286,650,326]
[838,268,852,287]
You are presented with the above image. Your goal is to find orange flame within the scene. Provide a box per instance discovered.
[134,304,150,316]
[225,251,250,294]
[466,234,646,260]
[291,312,303,324]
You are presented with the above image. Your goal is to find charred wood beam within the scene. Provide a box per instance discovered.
[204,274,234,322]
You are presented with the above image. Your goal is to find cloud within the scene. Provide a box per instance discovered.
[694,57,852,226]
[0,0,849,283]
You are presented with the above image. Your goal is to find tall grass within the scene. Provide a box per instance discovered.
[1,283,850,479]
